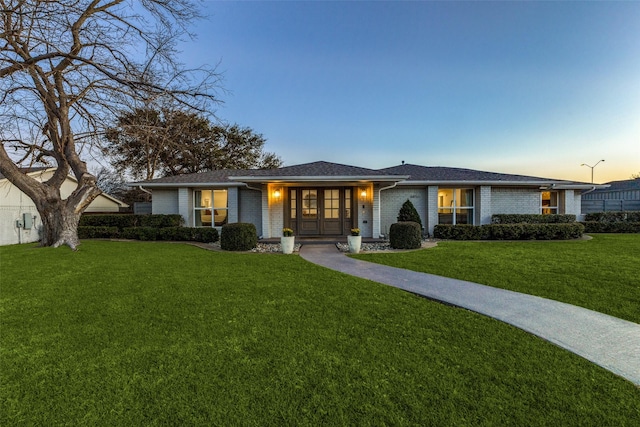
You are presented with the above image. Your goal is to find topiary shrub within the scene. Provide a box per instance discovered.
[220,223,257,251]
[584,211,640,223]
[79,214,183,229]
[389,221,422,249]
[397,199,423,228]
[158,227,219,243]
[581,221,640,233]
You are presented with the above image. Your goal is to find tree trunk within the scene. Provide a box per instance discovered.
[38,202,82,249]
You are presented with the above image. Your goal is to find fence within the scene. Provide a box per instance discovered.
[581,199,640,214]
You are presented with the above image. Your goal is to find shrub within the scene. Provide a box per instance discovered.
[389,221,422,249]
[121,227,159,241]
[158,227,219,243]
[581,221,640,233]
[220,223,257,251]
[584,211,640,223]
[77,226,119,239]
[397,199,423,228]
[79,214,183,230]
[434,223,584,240]
[491,214,576,224]
[433,224,488,240]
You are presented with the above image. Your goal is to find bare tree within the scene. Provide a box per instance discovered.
[0,0,219,249]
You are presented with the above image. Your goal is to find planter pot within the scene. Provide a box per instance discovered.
[281,236,295,254]
[347,235,362,254]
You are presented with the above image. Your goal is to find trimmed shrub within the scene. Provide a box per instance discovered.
[121,227,159,241]
[434,223,584,240]
[220,223,257,251]
[433,224,489,240]
[158,227,219,243]
[584,211,640,223]
[78,226,119,239]
[581,221,640,233]
[397,199,423,228]
[389,221,422,249]
[79,214,183,230]
[491,214,576,224]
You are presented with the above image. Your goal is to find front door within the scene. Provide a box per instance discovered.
[288,188,354,236]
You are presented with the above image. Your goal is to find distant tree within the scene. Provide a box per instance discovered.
[397,199,423,228]
[104,108,282,179]
[0,0,219,249]
[632,172,640,179]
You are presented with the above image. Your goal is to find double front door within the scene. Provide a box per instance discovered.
[287,188,355,236]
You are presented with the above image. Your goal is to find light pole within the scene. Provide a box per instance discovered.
[581,159,605,183]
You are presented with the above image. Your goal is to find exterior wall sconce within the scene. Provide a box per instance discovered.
[273,189,281,201]
[360,188,367,200]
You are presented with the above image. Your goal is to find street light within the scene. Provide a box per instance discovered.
[580,159,605,183]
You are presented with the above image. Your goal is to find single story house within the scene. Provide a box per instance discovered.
[0,168,128,245]
[134,161,603,239]
[581,178,640,213]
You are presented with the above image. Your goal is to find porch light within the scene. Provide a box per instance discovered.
[273,189,281,200]
[360,189,367,200]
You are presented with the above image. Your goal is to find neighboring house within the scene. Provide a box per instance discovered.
[134,161,603,239]
[0,168,128,245]
[581,178,640,213]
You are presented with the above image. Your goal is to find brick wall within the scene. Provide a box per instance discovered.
[239,187,263,236]
[491,187,540,214]
[151,189,178,215]
[380,187,426,237]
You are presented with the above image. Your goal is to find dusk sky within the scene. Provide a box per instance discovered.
[181,1,639,184]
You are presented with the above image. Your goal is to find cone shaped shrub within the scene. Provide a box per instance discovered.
[397,199,422,228]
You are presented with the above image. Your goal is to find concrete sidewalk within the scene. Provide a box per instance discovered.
[299,244,640,386]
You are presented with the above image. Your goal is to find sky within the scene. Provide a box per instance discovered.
[179,1,640,184]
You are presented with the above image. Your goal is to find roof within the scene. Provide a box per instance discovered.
[379,163,580,184]
[0,167,49,180]
[133,160,603,190]
[591,178,640,193]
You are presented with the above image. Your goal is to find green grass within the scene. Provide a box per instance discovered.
[1,241,639,425]
[354,234,640,324]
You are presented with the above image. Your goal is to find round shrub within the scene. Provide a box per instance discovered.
[389,221,422,249]
[220,223,257,251]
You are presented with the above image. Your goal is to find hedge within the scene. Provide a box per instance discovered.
[583,211,640,223]
[220,223,258,251]
[581,222,640,233]
[79,214,183,230]
[389,221,422,249]
[79,226,218,242]
[434,223,584,240]
[491,214,576,224]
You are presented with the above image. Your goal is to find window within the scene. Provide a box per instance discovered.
[541,191,558,214]
[290,189,297,219]
[438,188,474,225]
[301,189,317,218]
[345,189,351,219]
[324,189,340,219]
[194,189,228,227]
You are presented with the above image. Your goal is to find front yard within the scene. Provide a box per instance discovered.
[1,240,639,425]
[354,233,640,324]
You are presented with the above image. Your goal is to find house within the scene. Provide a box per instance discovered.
[0,168,128,245]
[581,178,640,213]
[134,161,603,239]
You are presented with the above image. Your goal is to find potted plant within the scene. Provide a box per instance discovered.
[347,228,362,253]
[281,228,295,254]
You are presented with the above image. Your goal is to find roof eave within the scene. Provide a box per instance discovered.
[229,175,410,182]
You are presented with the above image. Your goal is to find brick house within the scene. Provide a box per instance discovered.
[134,161,603,238]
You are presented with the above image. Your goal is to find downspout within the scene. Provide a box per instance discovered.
[376,182,400,238]
[138,185,152,195]
[581,186,597,196]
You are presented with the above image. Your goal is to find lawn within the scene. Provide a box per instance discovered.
[353,234,640,324]
[1,241,639,425]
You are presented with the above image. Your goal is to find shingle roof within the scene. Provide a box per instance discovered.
[593,178,640,192]
[134,160,591,186]
[380,163,579,183]
[230,161,399,178]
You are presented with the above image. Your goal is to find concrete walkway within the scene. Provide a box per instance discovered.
[299,244,640,386]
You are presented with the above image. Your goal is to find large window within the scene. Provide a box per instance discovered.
[541,191,558,214]
[194,189,228,227]
[438,188,474,225]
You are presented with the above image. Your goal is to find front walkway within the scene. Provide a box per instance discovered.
[299,244,640,386]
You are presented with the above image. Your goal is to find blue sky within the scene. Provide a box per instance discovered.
[181,1,639,183]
